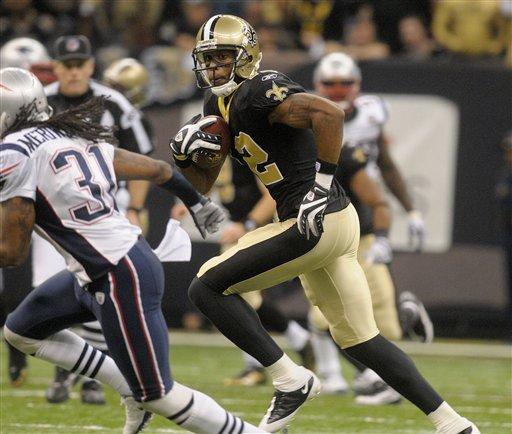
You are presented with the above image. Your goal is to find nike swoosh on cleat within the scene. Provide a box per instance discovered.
[301,382,309,394]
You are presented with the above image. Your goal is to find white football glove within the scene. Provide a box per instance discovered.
[297,182,329,239]
[365,236,393,264]
[189,196,225,239]
[169,116,221,162]
[408,210,425,251]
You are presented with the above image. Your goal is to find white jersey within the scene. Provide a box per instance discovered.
[1,126,141,286]
[343,95,388,178]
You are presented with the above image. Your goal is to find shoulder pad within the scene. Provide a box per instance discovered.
[355,95,388,124]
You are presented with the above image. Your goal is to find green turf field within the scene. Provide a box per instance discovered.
[0,336,510,433]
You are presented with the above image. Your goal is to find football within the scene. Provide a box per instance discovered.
[190,115,231,169]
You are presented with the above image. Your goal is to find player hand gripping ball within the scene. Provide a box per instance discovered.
[170,114,221,162]
[297,182,329,239]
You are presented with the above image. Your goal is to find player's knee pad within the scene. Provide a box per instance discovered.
[3,326,41,355]
[308,305,330,332]
[140,381,192,418]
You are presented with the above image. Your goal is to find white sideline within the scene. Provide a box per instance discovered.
[168,330,511,360]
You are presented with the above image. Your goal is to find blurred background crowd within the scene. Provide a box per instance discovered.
[1,0,511,105]
[0,0,511,340]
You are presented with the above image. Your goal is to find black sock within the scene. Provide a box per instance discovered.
[345,334,443,414]
[339,348,367,373]
[257,299,289,333]
[7,341,27,368]
[189,278,284,366]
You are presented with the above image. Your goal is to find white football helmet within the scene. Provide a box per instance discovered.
[0,37,50,70]
[0,67,52,136]
[313,52,362,110]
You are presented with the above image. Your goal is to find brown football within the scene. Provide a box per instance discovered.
[190,115,231,169]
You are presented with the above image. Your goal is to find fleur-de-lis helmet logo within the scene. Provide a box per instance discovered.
[243,25,258,48]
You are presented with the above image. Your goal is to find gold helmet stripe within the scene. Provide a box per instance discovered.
[202,15,221,40]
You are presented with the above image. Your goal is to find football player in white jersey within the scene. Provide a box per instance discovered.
[311,52,434,404]
[0,67,266,434]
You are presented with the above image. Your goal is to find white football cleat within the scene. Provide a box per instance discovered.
[352,368,384,395]
[320,374,349,395]
[122,396,153,434]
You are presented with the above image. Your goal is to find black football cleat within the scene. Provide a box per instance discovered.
[259,371,321,432]
[45,366,78,404]
[435,422,481,434]
[81,379,106,405]
[399,291,434,343]
[224,367,267,387]
[8,344,28,387]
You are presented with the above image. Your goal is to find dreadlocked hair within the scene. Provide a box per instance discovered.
[2,96,117,145]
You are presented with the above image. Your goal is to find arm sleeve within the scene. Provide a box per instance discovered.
[0,149,36,202]
[115,99,154,156]
[336,145,369,186]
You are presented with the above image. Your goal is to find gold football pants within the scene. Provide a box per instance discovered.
[198,204,379,349]
[309,233,402,341]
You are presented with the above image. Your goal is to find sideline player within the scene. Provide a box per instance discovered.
[314,52,426,249]
[43,35,154,404]
[170,14,480,434]
[0,67,265,434]
[310,52,434,404]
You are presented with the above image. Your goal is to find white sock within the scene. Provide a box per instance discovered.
[266,353,310,392]
[142,381,263,433]
[310,328,342,379]
[79,320,108,352]
[243,351,263,369]
[285,320,310,352]
[35,330,131,396]
[428,402,471,433]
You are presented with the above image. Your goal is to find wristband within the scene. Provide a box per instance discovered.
[315,158,337,175]
[243,218,257,232]
[159,170,200,208]
[314,158,337,189]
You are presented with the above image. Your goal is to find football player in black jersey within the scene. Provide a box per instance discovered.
[170,15,480,434]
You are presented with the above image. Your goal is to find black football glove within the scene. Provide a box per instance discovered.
[297,182,329,239]
[189,196,225,239]
[169,115,221,163]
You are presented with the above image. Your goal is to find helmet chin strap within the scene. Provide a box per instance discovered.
[211,79,239,97]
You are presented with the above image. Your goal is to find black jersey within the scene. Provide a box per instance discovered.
[336,145,374,236]
[204,70,349,221]
[45,80,153,155]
